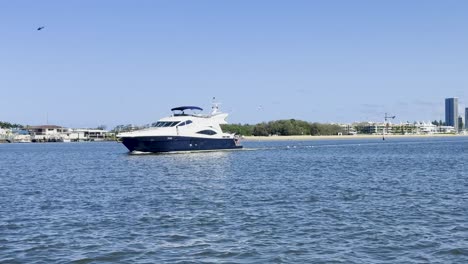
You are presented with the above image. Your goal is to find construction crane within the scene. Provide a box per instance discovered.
[383,113,396,140]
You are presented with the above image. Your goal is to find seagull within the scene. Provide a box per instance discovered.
[37,26,45,31]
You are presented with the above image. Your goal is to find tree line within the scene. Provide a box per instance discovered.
[432,119,464,130]
[0,121,23,129]
[221,119,343,136]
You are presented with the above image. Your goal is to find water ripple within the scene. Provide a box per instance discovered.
[1,138,468,263]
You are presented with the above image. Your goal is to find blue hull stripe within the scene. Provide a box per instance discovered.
[121,136,242,153]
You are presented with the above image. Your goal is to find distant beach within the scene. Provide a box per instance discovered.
[243,134,466,141]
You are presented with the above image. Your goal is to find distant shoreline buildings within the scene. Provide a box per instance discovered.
[0,125,112,143]
[1,97,467,140]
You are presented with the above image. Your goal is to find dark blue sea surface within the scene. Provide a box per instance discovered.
[1,137,468,263]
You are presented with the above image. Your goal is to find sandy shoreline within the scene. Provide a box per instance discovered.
[242,134,467,141]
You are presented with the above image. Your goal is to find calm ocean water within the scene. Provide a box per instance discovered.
[1,137,468,263]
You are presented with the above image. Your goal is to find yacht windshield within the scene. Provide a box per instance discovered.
[152,121,180,127]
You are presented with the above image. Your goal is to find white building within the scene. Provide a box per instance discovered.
[69,129,110,141]
[416,122,438,134]
[0,127,7,140]
[27,125,72,142]
[438,126,456,134]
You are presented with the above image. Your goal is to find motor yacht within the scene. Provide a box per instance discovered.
[117,103,242,153]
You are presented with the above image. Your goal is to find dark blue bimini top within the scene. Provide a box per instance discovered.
[171,106,203,112]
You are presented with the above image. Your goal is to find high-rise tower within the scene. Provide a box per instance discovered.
[445,98,458,130]
[465,107,468,129]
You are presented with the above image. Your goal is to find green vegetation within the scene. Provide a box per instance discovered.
[222,119,343,136]
[112,124,137,133]
[431,120,445,126]
[0,121,23,129]
[220,124,254,136]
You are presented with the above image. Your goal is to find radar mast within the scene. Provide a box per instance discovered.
[211,97,221,115]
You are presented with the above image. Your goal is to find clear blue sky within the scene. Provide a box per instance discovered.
[1,0,467,128]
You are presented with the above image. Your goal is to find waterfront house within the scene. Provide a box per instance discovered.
[69,128,110,141]
[26,125,72,142]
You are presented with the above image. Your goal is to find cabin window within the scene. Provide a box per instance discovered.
[196,130,217,135]
[177,120,193,127]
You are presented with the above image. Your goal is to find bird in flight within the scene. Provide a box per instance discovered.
[37,26,45,31]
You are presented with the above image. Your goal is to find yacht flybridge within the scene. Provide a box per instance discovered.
[117,103,242,153]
